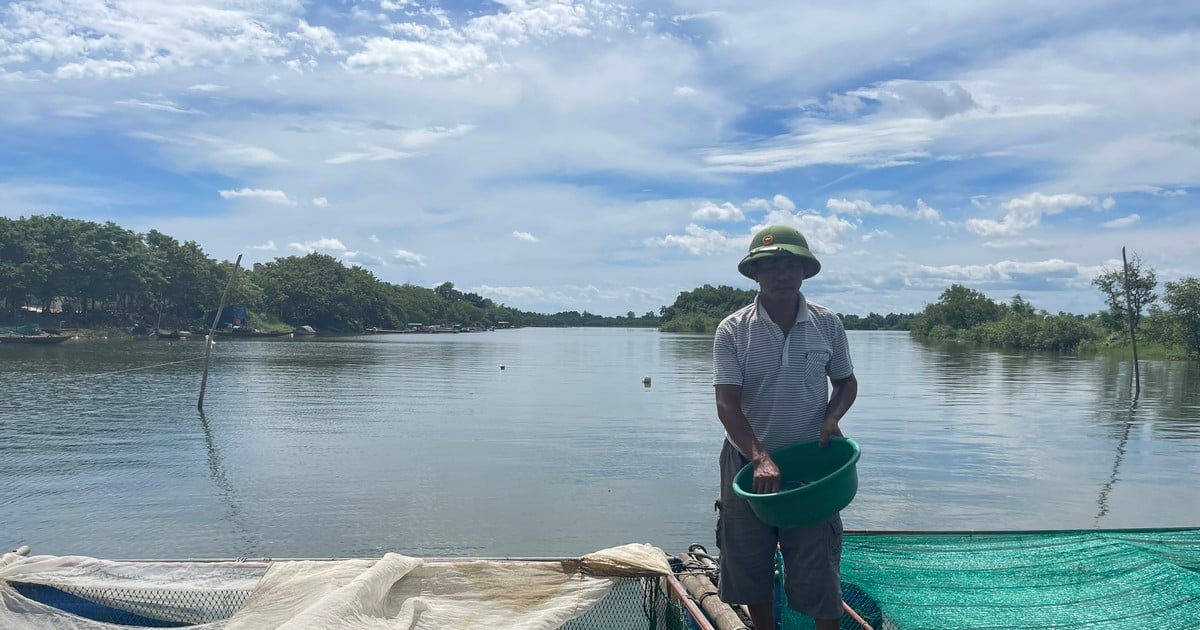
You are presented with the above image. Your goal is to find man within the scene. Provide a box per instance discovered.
[713,225,858,630]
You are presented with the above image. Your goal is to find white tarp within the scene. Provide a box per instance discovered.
[0,544,672,629]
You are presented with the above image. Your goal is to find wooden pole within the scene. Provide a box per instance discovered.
[1121,247,1140,399]
[664,575,719,630]
[198,255,242,411]
[675,553,749,630]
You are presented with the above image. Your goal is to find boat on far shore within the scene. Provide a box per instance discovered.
[211,328,292,339]
[155,330,196,340]
[0,333,71,344]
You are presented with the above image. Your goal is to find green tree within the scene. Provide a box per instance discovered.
[145,232,221,322]
[254,253,363,329]
[1163,277,1200,358]
[1008,294,1037,318]
[910,284,1003,339]
[659,284,757,332]
[434,282,463,302]
[1092,253,1157,332]
[1139,304,1182,348]
[0,217,35,317]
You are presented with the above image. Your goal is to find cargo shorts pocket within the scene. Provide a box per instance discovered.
[828,516,843,565]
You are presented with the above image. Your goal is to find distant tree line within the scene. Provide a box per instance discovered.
[839,312,915,331]
[907,254,1200,358]
[908,285,1097,351]
[653,253,1198,360]
[521,310,660,327]
[7,216,1196,356]
[656,284,914,333]
[0,215,644,332]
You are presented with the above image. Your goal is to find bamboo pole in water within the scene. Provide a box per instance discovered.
[198,255,242,411]
[1121,247,1140,398]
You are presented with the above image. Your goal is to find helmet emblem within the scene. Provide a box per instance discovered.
[762,235,774,245]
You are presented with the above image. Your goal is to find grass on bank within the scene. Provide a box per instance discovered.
[1078,340,1189,361]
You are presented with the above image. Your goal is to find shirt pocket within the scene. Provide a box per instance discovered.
[804,351,830,383]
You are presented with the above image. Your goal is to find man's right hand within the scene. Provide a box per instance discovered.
[751,455,782,494]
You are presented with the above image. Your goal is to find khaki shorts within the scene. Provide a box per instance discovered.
[715,440,843,620]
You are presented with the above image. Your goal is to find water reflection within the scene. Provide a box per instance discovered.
[198,410,259,554]
[1094,400,1136,525]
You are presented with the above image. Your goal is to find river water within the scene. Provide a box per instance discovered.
[1,329,1197,559]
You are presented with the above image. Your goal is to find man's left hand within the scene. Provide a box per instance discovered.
[819,419,843,447]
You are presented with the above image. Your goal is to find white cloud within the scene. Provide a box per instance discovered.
[862,229,891,242]
[914,200,941,222]
[462,1,596,46]
[214,144,285,166]
[2,1,294,79]
[825,198,945,223]
[115,98,201,115]
[513,231,539,242]
[742,195,797,214]
[848,80,980,120]
[704,115,938,173]
[476,285,544,300]
[398,124,475,148]
[324,148,414,164]
[1001,192,1093,214]
[218,188,294,204]
[344,38,491,78]
[914,258,1085,284]
[692,201,744,222]
[312,197,329,207]
[248,240,277,251]
[344,251,388,267]
[288,19,342,56]
[965,192,1094,236]
[393,249,426,267]
[1101,214,1141,229]
[826,198,908,217]
[289,238,348,254]
[982,239,1054,249]
[650,224,739,256]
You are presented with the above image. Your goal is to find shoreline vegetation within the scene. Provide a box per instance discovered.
[2,215,1197,360]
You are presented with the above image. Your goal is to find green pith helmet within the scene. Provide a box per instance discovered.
[738,225,822,280]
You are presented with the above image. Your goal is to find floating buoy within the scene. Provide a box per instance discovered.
[642,376,651,387]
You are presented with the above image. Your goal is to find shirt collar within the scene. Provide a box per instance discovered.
[754,291,810,327]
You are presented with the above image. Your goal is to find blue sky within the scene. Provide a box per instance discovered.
[1,1,1198,317]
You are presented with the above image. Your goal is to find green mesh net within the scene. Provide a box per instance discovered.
[782,528,1200,630]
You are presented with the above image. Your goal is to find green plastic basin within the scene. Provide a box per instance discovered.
[732,437,860,528]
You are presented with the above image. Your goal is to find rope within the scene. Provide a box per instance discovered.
[696,591,722,607]
[79,356,207,378]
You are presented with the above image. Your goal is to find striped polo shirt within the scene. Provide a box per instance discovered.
[713,292,854,456]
